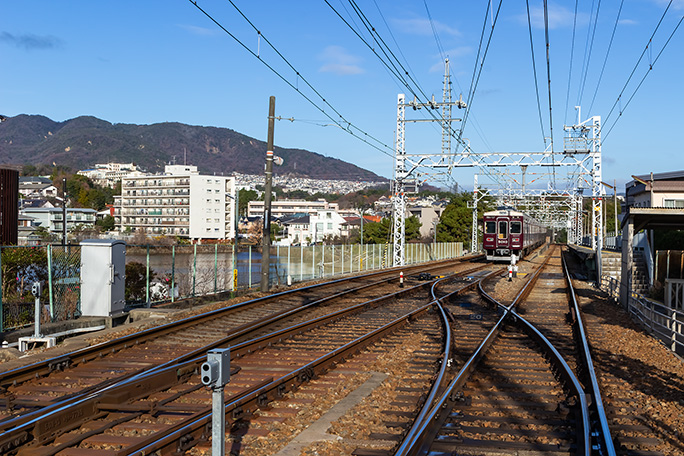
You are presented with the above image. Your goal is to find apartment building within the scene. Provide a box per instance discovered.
[20,207,97,233]
[78,162,143,188]
[120,165,236,240]
[247,199,339,218]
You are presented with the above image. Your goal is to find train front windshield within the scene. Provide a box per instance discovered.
[485,221,496,234]
[498,221,508,238]
[511,221,521,234]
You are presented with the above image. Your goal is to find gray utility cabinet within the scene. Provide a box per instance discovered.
[80,239,126,317]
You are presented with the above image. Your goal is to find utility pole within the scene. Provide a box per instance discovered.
[62,178,67,245]
[260,96,275,292]
[232,189,239,296]
[614,179,618,235]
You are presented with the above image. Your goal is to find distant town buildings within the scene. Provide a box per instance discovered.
[120,165,236,240]
[19,176,58,199]
[78,162,142,188]
[20,207,97,234]
[234,172,385,195]
[248,199,339,218]
[280,209,347,245]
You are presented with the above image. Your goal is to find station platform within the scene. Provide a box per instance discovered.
[567,244,622,281]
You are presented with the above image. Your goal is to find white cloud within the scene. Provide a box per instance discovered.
[429,47,471,73]
[652,0,684,10]
[517,2,588,29]
[178,24,220,36]
[391,17,461,37]
[618,18,639,26]
[318,45,364,75]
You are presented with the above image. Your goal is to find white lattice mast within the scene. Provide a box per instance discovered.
[564,107,603,279]
[442,58,452,158]
[393,94,407,267]
[590,115,603,280]
[471,174,479,252]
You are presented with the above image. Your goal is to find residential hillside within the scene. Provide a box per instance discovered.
[0,115,386,181]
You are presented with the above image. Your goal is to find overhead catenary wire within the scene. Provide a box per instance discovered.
[325,0,473,154]
[424,0,446,63]
[525,0,547,148]
[602,0,675,129]
[603,13,683,141]
[460,1,503,138]
[587,0,624,114]
[576,0,602,108]
[188,0,395,159]
[542,0,556,186]
[563,0,579,124]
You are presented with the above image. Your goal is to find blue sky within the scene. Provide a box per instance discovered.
[2,1,682,192]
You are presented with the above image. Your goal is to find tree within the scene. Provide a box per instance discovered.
[125,262,155,302]
[238,189,260,216]
[95,215,116,232]
[436,191,495,250]
[1,247,48,298]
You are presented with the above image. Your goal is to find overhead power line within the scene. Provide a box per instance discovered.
[460,0,503,137]
[587,0,624,114]
[187,0,395,158]
[576,0,602,108]
[563,0,579,124]
[603,13,683,141]
[602,0,676,129]
[424,0,445,62]
[525,0,547,148]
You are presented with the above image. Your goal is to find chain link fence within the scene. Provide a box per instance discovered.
[0,245,81,331]
[2,241,464,331]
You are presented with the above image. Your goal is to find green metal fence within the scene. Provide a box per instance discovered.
[0,245,81,332]
[1,241,463,331]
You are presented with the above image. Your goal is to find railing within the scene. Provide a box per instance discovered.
[634,231,653,285]
[0,245,81,332]
[1,241,463,333]
[601,275,683,356]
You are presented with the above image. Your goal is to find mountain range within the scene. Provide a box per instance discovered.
[0,114,385,181]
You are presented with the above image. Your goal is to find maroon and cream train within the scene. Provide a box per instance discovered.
[482,209,546,261]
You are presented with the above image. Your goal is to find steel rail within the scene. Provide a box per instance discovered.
[118,289,445,455]
[0,255,477,389]
[562,251,617,455]
[0,267,433,434]
[396,246,592,456]
[396,268,501,453]
[2,264,489,453]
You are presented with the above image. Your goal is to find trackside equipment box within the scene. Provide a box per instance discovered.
[80,239,126,316]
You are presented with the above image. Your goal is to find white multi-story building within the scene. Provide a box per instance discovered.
[78,162,143,188]
[248,199,339,218]
[120,165,236,240]
[20,207,97,233]
[281,209,346,245]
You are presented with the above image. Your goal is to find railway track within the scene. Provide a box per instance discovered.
[395,246,613,456]
[4,246,680,455]
[0,256,493,455]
